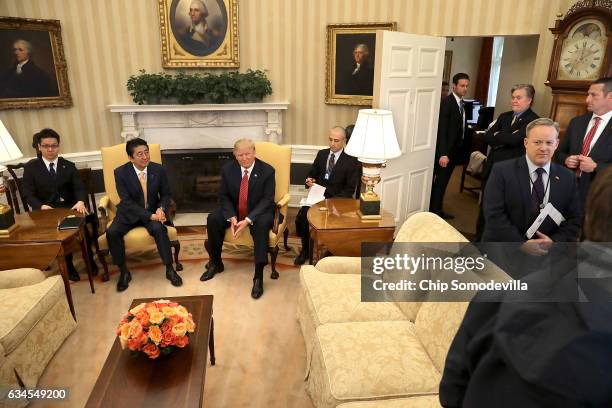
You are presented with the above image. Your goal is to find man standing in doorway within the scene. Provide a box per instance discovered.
[430,72,469,219]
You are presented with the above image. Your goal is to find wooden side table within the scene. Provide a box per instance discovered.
[307,198,395,263]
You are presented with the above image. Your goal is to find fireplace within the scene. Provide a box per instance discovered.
[162,149,233,213]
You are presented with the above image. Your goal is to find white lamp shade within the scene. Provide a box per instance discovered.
[345,109,401,163]
[0,120,23,168]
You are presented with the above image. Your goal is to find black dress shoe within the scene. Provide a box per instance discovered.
[293,250,308,265]
[251,278,264,299]
[117,269,131,292]
[200,262,224,281]
[440,211,455,220]
[166,266,183,286]
[67,264,80,282]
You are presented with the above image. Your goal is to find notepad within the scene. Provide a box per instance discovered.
[299,183,326,207]
[58,215,83,230]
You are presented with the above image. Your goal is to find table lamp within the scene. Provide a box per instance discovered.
[345,109,401,220]
[0,120,23,236]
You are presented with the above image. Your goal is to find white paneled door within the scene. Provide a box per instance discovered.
[373,30,445,225]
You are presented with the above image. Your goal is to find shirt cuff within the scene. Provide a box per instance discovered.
[245,217,253,225]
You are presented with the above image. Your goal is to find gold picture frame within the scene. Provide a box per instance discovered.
[0,17,72,110]
[325,22,397,106]
[159,0,239,68]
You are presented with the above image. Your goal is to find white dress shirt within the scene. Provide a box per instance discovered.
[584,110,611,154]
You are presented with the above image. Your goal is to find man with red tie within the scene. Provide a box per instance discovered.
[201,138,276,299]
[557,77,612,206]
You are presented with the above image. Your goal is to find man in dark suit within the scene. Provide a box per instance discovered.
[201,138,276,299]
[294,127,359,265]
[556,77,611,207]
[430,72,470,219]
[106,138,182,291]
[22,128,95,281]
[482,118,582,249]
[476,84,540,239]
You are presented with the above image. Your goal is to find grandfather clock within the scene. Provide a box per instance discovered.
[545,0,611,138]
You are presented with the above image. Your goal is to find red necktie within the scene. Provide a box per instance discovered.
[577,116,601,177]
[238,169,249,221]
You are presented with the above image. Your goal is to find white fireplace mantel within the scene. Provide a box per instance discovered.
[108,102,289,149]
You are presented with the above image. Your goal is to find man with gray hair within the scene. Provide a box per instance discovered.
[179,0,223,56]
[0,39,55,98]
[335,43,374,96]
[482,118,582,247]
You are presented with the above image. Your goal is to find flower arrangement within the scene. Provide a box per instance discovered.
[116,299,196,359]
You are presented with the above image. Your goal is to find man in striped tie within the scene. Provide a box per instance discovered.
[557,77,612,207]
[202,138,276,299]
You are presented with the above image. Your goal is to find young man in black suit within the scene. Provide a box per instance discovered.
[201,138,276,299]
[556,77,611,207]
[293,126,359,265]
[22,128,94,281]
[476,84,540,239]
[482,118,582,246]
[106,138,182,291]
[430,72,470,219]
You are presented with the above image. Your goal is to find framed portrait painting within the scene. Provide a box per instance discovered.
[326,22,396,106]
[159,0,239,68]
[0,17,72,110]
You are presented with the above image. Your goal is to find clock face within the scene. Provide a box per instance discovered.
[557,18,608,81]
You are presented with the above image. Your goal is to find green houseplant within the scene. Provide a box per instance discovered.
[126,69,272,105]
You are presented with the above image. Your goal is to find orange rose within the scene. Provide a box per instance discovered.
[175,335,189,348]
[149,311,164,325]
[161,329,175,347]
[135,311,150,326]
[184,317,196,333]
[162,306,177,318]
[142,343,160,359]
[168,302,179,307]
[129,302,146,315]
[128,320,143,338]
[148,325,162,345]
[120,323,130,340]
[175,306,189,318]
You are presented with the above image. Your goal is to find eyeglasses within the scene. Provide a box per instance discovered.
[40,144,59,150]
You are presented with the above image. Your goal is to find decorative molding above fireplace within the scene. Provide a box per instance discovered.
[108,102,290,149]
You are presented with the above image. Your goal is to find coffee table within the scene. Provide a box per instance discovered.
[307,198,396,263]
[86,295,215,408]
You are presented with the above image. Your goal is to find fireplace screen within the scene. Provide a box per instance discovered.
[162,149,234,213]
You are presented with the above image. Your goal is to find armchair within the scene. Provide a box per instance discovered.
[206,141,291,279]
[96,143,182,281]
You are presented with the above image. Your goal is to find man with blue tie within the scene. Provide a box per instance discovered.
[201,138,276,299]
[482,118,582,250]
[556,77,612,207]
[106,138,182,291]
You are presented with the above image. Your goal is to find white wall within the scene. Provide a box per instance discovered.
[445,37,483,99]
[495,35,540,115]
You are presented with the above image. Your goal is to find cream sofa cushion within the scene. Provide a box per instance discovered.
[0,276,65,355]
[337,395,441,407]
[0,268,46,289]
[414,302,469,372]
[311,321,440,404]
[301,267,407,325]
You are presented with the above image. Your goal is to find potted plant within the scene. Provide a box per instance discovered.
[126,70,272,105]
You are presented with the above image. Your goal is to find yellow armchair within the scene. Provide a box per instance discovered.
[96,143,182,281]
[206,141,291,279]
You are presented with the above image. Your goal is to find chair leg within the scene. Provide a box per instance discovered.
[171,240,183,271]
[98,249,110,282]
[283,228,290,251]
[269,245,279,279]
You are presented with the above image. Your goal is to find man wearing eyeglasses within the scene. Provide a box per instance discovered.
[22,128,91,281]
[482,119,582,251]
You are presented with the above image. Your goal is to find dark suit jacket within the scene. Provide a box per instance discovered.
[307,149,359,198]
[556,113,612,203]
[114,162,172,225]
[219,158,275,223]
[483,108,539,180]
[436,93,466,161]
[482,157,582,243]
[0,60,57,98]
[22,157,86,211]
